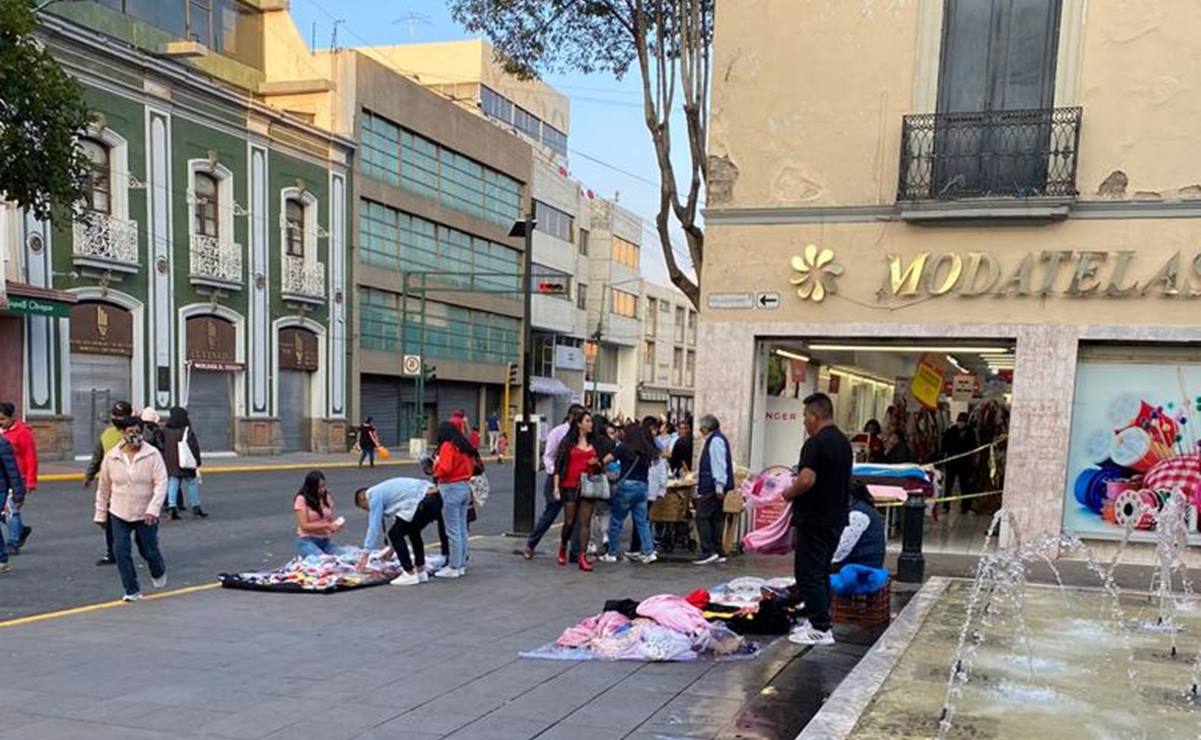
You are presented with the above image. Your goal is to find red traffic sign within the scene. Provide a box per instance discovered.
[402,354,422,376]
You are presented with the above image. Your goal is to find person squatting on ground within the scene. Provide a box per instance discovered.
[0,401,36,556]
[160,407,207,520]
[694,414,733,565]
[355,477,447,586]
[0,434,27,574]
[94,416,168,601]
[599,420,658,564]
[84,400,133,566]
[782,392,853,646]
[293,470,346,558]
[555,411,601,572]
[432,421,477,579]
[523,403,586,559]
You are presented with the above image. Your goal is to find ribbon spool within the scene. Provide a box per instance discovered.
[1111,427,1171,473]
[1107,395,1180,448]
[1113,490,1146,529]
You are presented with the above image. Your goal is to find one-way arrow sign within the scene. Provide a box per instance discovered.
[756,292,781,309]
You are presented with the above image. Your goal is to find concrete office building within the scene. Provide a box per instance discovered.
[638,281,697,421]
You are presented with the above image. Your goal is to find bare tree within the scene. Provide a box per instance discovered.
[450,0,713,308]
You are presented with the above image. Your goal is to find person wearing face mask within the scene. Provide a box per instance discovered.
[94,416,169,601]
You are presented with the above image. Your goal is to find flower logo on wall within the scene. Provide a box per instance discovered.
[790,244,843,303]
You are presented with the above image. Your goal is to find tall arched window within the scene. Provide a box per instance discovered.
[285,198,305,257]
[81,138,111,214]
[194,172,219,237]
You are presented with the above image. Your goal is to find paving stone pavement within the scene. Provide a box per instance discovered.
[0,536,892,740]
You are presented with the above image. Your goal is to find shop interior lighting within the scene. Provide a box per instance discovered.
[946,355,968,374]
[807,343,1011,354]
[774,348,811,362]
[828,365,895,387]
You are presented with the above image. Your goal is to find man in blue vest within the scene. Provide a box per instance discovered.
[694,414,732,565]
[782,392,852,646]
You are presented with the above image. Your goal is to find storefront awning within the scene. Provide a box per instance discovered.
[531,376,574,397]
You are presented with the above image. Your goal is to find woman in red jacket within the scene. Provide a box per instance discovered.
[0,402,37,555]
[554,412,601,572]
[432,420,477,579]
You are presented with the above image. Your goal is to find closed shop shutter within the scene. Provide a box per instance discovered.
[436,382,480,429]
[189,370,233,452]
[70,353,131,457]
[278,370,311,452]
[361,375,403,448]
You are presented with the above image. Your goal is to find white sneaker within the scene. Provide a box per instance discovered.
[417,570,429,583]
[597,553,620,563]
[790,618,813,635]
[390,572,420,586]
[788,627,835,646]
[151,574,167,589]
[716,556,728,564]
[122,592,143,602]
[638,552,659,564]
[692,553,719,565]
[434,567,461,579]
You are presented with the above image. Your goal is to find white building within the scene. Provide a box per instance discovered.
[637,281,697,420]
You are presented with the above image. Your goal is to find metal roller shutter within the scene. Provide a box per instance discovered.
[70,353,131,457]
[361,375,403,448]
[278,370,311,452]
[188,370,233,452]
[436,382,479,430]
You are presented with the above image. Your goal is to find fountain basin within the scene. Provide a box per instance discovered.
[802,577,1201,739]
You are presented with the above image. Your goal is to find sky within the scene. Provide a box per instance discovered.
[286,0,698,288]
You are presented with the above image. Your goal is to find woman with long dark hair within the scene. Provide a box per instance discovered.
[293,470,344,558]
[432,420,476,578]
[554,412,600,571]
[161,407,205,520]
[600,421,658,564]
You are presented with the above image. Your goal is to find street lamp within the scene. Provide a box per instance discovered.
[509,213,536,535]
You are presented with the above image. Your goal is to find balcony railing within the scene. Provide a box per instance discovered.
[281,254,326,302]
[72,212,139,271]
[189,233,242,289]
[897,107,1082,201]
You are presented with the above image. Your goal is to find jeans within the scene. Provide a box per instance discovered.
[440,481,471,570]
[110,515,165,596]
[359,447,376,467]
[167,477,201,509]
[695,495,724,557]
[0,514,7,563]
[387,493,443,572]
[104,516,114,559]
[6,492,23,547]
[296,536,343,559]
[794,524,842,632]
[526,474,562,550]
[608,480,654,556]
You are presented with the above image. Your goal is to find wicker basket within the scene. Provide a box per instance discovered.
[650,490,690,523]
[831,579,891,625]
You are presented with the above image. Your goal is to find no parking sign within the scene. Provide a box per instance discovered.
[402,354,422,376]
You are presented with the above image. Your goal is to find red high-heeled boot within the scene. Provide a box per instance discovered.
[557,545,567,566]
[577,554,593,572]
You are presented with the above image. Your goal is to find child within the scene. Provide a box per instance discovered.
[497,431,509,461]
[469,426,481,451]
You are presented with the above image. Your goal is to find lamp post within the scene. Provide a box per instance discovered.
[509,212,536,535]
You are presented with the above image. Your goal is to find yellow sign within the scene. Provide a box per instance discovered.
[910,361,943,410]
[789,244,844,303]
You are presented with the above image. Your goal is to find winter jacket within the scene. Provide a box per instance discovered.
[0,435,27,505]
[1,420,38,490]
[84,426,124,482]
[161,426,202,479]
[94,443,168,524]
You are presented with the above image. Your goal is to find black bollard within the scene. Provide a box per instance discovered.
[896,492,926,583]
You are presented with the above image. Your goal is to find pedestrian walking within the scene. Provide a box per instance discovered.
[84,400,133,566]
[782,392,852,646]
[555,411,601,572]
[0,401,37,555]
[599,421,657,564]
[431,421,476,579]
[694,414,733,565]
[0,434,27,575]
[94,416,168,601]
[486,410,500,455]
[941,412,979,513]
[354,477,446,586]
[138,407,165,452]
[522,404,585,559]
[161,407,206,520]
[585,415,617,558]
[358,417,380,468]
[293,470,346,558]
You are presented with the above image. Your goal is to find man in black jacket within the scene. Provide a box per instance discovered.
[0,434,27,574]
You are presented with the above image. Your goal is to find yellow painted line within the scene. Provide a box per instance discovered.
[0,582,221,630]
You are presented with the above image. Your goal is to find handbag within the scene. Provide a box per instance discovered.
[580,473,611,500]
[468,474,490,509]
[177,428,198,470]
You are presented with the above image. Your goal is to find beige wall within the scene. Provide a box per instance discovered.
[709,0,1201,209]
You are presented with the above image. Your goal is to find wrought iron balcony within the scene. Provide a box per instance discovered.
[189,233,243,289]
[897,107,1082,201]
[281,254,325,302]
[72,212,139,272]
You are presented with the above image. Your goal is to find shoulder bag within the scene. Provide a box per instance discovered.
[177,427,198,470]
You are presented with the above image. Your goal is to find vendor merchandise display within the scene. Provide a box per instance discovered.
[220,550,447,594]
[739,467,796,555]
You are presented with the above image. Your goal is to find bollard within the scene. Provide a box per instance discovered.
[896,492,926,583]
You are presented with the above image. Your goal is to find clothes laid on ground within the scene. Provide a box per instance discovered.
[219,549,447,594]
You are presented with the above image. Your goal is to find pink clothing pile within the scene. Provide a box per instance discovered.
[556,611,631,648]
[636,594,712,636]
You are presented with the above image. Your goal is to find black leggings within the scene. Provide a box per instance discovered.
[387,494,445,572]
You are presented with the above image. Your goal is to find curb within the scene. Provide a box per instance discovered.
[38,455,512,483]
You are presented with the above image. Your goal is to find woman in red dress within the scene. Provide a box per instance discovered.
[553,412,601,571]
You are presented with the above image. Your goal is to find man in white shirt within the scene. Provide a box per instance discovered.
[522,404,585,559]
